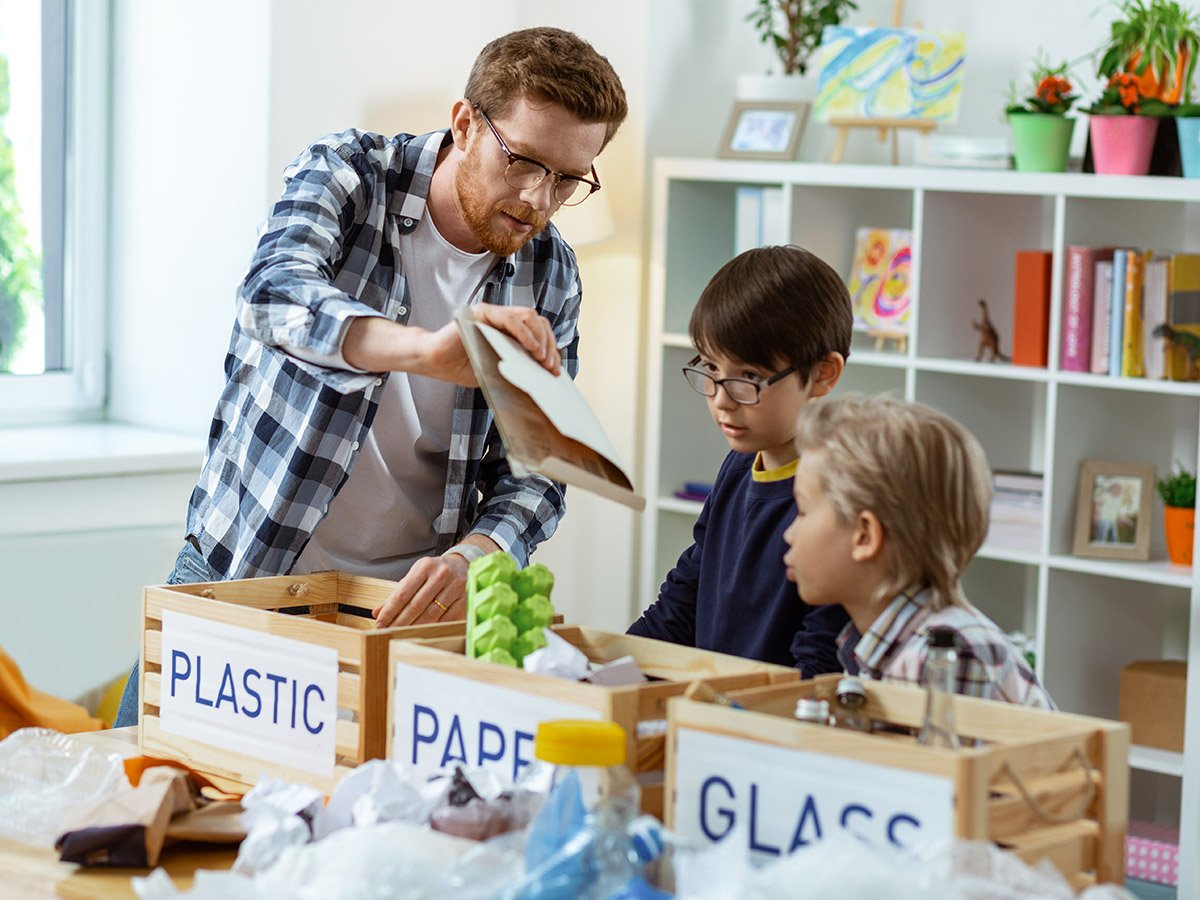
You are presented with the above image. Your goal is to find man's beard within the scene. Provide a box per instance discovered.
[455,152,550,256]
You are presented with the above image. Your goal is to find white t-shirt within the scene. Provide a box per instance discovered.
[292,214,495,579]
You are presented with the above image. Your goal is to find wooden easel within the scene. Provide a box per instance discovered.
[828,0,936,164]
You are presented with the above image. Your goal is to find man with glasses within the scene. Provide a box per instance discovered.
[628,246,854,675]
[114,28,626,726]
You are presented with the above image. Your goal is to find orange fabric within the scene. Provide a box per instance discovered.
[123,755,244,801]
[0,647,105,739]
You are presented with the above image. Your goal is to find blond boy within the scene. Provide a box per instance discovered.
[782,393,1055,707]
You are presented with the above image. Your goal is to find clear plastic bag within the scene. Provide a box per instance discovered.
[0,727,126,847]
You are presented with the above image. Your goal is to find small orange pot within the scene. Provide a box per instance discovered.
[1164,506,1195,566]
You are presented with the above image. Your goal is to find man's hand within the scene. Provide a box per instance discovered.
[425,305,562,386]
[372,555,469,628]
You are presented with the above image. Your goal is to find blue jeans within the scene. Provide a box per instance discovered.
[112,539,219,728]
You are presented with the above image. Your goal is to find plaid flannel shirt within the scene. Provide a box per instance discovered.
[186,128,582,579]
[836,589,1056,709]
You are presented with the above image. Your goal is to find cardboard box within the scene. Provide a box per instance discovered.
[1118,660,1187,752]
[666,675,1130,891]
[1126,819,1180,886]
[139,572,466,792]
[386,625,798,818]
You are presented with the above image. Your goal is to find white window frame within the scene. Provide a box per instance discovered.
[0,0,108,425]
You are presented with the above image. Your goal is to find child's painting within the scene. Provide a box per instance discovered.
[813,27,967,123]
[846,227,913,334]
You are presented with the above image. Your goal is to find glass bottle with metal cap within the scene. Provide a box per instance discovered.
[831,676,872,733]
[918,626,961,749]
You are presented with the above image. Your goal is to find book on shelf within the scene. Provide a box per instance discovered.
[1121,250,1146,378]
[1061,245,1113,372]
[1142,255,1170,380]
[1091,257,1116,375]
[1109,249,1131,377]
[846,227,913,335]
[985,519,1041,552]
[992,469,1044,493]
[734,186,785,254]
[1012,250,1052,367]
[1167,252,1200,381]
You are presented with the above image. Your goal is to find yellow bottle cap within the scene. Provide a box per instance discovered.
[534,720,626,767]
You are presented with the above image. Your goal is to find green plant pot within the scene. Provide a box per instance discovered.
[1008,114,1075,173]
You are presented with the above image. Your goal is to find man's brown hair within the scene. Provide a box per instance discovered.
[464,27,628,148]
[689,245,853,382]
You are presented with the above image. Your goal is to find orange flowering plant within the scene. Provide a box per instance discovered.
[1006,56,1079,116]
[1083,71,1173,115]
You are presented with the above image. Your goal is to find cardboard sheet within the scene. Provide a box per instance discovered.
[456,310,645,511]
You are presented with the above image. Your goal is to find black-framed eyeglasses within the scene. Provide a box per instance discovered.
[472,103,601,207]
[682,355,796,406]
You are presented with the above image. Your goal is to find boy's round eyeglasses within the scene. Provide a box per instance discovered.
[682,355,796,406]
[472,103,602,207]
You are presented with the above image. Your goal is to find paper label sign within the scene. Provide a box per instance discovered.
[672,728,954,859]
[391,662,601,783]
[159,609,338,778]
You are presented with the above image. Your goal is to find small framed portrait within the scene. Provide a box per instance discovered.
[1072,460,1155,560]
[717,100,810,161]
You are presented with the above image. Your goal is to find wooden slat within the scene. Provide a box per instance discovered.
[1001,820,1099,880]
[569,626,795,679]
[988,768,1100,840]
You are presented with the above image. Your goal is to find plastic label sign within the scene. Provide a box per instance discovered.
[159,609,338,778]
[672,728,954,858]
[391,662,602,783]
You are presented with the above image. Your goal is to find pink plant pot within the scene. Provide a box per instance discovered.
[1089,115,1160,176]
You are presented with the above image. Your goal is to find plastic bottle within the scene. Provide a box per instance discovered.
[918,626,961,749]
[831,676,872,733]
[509,720,644,899]
[793,697,831,725]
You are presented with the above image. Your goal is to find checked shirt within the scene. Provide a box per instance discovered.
[185,128,582,579]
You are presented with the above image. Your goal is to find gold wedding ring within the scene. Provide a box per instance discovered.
[432,599,449,613]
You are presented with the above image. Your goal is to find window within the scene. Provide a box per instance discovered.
[0,0,107,424]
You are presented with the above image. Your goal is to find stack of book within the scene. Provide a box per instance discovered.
[987,470,1044,552]
[1060,247,1200,381]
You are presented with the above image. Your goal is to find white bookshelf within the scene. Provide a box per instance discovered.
[641,158,1200,894]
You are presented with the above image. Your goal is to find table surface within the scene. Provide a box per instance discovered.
[0,727,238,900]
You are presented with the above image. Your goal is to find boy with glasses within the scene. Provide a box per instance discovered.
[628,246,852,675]
[115,28,626,727]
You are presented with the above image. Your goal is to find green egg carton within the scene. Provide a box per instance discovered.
[464,551,556,667]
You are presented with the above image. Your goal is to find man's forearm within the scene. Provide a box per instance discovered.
[342,316,430,373]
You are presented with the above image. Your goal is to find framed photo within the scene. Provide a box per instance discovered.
[717,100,809,161]
[1072,460,1156,560]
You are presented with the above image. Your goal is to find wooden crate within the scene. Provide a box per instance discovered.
[139,572,465,793]
[386,625,799,818]
[665,675,1129,892]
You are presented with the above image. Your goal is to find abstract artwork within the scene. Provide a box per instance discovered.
[814,27,966,123]
[846,227,913,333]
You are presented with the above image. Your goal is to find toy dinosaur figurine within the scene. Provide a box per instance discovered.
[1153,323,1200,380]
[974,299,1009,363]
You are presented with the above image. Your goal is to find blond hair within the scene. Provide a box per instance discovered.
[465,27,628,149]
[794,393,992,611]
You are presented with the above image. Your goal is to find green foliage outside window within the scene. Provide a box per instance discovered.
[0,54,43,371]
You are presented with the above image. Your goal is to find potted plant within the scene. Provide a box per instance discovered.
[1156,461,1196,565]
[1176,100,1200,176]
[1088,0,1200,174]
[741,0,859,100]
[1005,54,1079,172]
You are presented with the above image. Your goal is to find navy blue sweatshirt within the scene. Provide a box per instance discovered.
[628,451,848,675]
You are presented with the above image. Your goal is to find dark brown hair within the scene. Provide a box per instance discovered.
[464,27,628,149]
[689,245,853,381]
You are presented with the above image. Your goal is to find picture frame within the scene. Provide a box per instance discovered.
[1071,460,1156,560]
[717,100,809,161]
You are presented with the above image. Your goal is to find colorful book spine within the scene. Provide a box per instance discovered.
[1121,250,1146,377]
[1091,259,1114,375]
[1167,252,1200,380]
[1109,250,1129,377]
[1142,256,1169,380]
[1061,245,1101,371]
[1012,250,1052,367]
